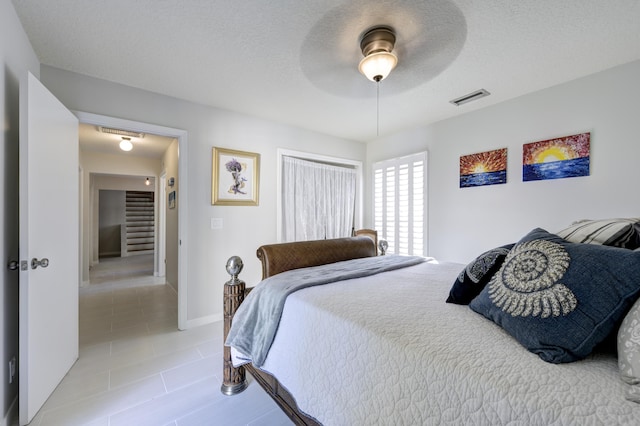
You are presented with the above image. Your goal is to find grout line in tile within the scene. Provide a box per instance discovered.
[160,372,168,393]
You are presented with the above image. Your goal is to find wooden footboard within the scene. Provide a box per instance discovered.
[221,237,376,425]
[245,364,321,425]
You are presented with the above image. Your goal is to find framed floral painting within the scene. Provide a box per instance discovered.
[211,147,260,206]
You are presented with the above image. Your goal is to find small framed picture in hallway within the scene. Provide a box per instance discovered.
[212,147,260,206]
[168,191,176,209]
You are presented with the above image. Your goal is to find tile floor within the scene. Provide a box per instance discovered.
[27,255,293,426]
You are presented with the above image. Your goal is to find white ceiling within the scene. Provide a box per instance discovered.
[12,0,640,143]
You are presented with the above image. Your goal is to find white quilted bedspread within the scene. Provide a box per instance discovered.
[258,260,640,425]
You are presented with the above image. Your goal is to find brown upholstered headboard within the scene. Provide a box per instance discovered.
[256,236,376,279]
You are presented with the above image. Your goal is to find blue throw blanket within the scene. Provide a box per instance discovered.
[225,254,426,367]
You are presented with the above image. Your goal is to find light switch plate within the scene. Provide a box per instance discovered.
[211,218,223,230]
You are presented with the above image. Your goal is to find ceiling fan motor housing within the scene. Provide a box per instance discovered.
[360,26,396,57]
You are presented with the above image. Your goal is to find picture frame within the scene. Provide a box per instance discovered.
[212,147,260,206]
[459,148,508,188]
[168,190,176,209]
[522,132,590,182]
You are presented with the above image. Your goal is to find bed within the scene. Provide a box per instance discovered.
[222,219,640,425]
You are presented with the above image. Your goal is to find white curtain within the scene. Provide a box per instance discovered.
[282,156,357,242]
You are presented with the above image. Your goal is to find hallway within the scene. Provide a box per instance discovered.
[28,255,292,425]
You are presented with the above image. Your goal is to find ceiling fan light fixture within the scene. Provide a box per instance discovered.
[359,51,398,82]
[358,26,398,82]
[119,137,133,151]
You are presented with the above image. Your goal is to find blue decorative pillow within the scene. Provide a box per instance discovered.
[446,244,514,305]
[469,228,640,363]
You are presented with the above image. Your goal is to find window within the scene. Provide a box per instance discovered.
[373,151,427,256]
[278,150,363,242]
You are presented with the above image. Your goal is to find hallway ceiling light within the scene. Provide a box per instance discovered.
[119,137,133,151]
[145,178,151,186]
[358,26,398,82]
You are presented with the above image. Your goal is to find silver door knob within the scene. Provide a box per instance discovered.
[31,258,49,269]
[7,260,19,271]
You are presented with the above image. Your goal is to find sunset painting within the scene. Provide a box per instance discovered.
[460,148,507,188]
[522,133,590,182]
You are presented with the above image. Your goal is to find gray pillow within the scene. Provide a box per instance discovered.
[618,298,640,403]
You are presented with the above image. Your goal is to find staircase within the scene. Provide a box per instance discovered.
[125,191,155,255]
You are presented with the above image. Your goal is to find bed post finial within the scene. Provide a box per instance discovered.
[221,256,248,396]
[378,239,388,256]
[226,255,244,283]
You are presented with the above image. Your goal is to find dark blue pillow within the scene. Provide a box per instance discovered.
[469,228,640,363]
[446,244,514,305]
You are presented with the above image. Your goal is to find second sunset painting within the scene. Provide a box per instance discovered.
[523,132,590,181]
[460,148,507,188]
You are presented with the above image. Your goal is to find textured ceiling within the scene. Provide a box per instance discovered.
[12,0,640,143]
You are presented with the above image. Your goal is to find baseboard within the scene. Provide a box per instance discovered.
[184,313,222,330]
[2,396,17,426]
[99,251,121,258]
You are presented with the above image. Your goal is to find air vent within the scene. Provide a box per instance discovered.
[98,126,145,138]
[450,89,490,106]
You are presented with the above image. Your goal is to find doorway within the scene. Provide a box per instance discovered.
[93,183,158,284]
[75,111,189,330]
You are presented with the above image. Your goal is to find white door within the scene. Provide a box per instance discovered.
[19,72,79,425]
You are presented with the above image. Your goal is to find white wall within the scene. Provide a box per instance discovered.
[366,60,640,264]
[42,65,367,326]
[162,140,179,292]
[0,0,40,423]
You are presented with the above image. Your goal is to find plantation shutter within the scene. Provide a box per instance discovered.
[373,151,427,256]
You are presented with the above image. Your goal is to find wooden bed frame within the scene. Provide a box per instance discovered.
[221,237,377,425]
